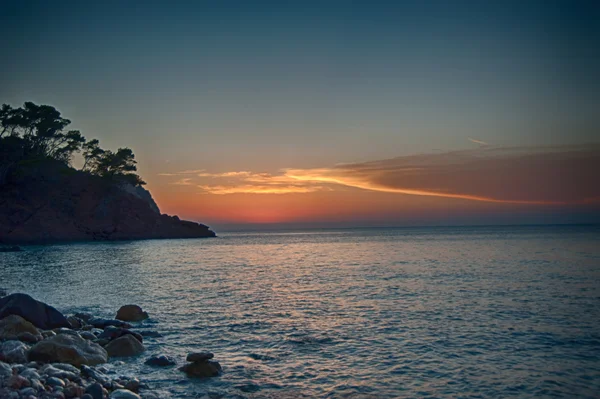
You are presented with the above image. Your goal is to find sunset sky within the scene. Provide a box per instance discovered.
[2,1,599,230]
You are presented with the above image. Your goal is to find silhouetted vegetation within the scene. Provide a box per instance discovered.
[0,102,145,186]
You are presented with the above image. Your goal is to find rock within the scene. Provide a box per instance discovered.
[85,382,104,399]
[39,364,79,380]
[124,378,141,392]
[111,389,141,399]
[186,352,214,362]
[67,316,86,329]
[82,395,94,399]
[144,354,176,367]
[52,363,80,374]
[137,331,162,338]
[0,314,42,340]
[7,374,30,389]
[19,367,41,380]
[179,360,222,377]
[64,383,85,398]
[17,331,41,343]
[47,377,66,387]
[88,318,132,329]
[0,246,22,252]
[0,288,7,297]
[28,333,108,367]
[115,305,149,322]
[0,340,29,363]
[98,326,143,343]
[19,387,37,396]
[0,361,12,378]
[53,328,81,337]
[73,313,93,323]
[80,331,97,340]
[0,294,70,329]
[80,365,109,385]
[104,335,145,358]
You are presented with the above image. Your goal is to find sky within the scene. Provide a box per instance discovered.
[1,0,599,230]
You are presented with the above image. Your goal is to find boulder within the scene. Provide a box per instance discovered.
[144,354,176,367]
[186,352,214,362]
[98,326,143,343]
[0,315,42,341]
[85,382,104,399]
[28,333,108,367]
[0,340,29,363]
[179,360,222,377]
[110,389,141,399]
[104,335,145,358]
[115,305,149,322]
[88,318,132,329]
[0,293,69,329]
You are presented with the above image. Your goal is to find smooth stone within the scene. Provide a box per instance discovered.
[179,360,222,377]
[17,331,41,343]
[104,335,145,358]
[80,365,109,385]
[39,364,79,380]
[85,382,104,399]
[186,352,214,362]
[110,389,141,399]
[67,316,86,329]
[7,374,30,389]
[82,395,94,399]
[52,363,81,374]
[144,354,176,367]
[47,377,66,387]
[0,293,70,329]
[98,326,143,343]
[29,334,108,367]
[19,367,41,380]
[0,314,41,340]
[53,328,81,337]
[73,313,93,322]
[115,305,149,322]
[64,383,85,398]
[124,378,141,392]
[88,318,132,329]
[80,331,97,340]
[19,387,36,396]
[0,340,29,363]
[0,361,12,378]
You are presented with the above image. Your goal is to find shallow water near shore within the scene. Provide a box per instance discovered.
[1,225,600,398]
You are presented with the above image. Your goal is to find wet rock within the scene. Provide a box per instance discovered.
[98,326,143,343]
[104,335,145,358]
[88,318,132,329]
[138,331,162,338]
[124,377,141,392]
[19,367,41,380]
[29,334,108,366]
[0,293,70,329]
[73,313,93,323]
[0,314,42,340]
[53,328,81,337]
[47,377,66,387]
[80,331,97,340]
[80,365,110,385]
[115,305,149,322]
[144,354,176,367]
[110,389,141,399]
[7,374,30,389]
[19,387,37,397]
[39,364,79,380]
[17,331,41,343]
[179,360,222,377]
[82,395,94,399]
[67,316,86,329]
[85,382,104,399]
[139,392,160,399]
[52,363,81,374]
[64,382,85,398]
[0,360,12,378]
[0,340,29,363]
[186,352,214,362]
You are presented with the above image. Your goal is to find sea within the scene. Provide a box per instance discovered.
[1,225,600,398]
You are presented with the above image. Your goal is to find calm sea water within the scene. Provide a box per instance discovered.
[1,225,600,398]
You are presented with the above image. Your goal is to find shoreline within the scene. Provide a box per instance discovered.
[0,293,220,399]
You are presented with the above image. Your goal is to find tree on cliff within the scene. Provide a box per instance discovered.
[0,102,145,186]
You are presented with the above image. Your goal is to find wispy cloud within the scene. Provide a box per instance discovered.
[468,137,489,146]
[160,144,600,204]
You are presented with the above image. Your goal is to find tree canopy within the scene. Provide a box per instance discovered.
[0,102,145,186]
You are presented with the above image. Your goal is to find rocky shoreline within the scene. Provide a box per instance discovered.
[0,293,221,399]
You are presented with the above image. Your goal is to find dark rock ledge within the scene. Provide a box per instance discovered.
[0,293,222,399]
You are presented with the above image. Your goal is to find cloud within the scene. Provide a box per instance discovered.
[468,137,489,146]
[283,144,600,205]
[160,144,600,204]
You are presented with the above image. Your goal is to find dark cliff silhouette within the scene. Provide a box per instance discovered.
[0,102,215,244]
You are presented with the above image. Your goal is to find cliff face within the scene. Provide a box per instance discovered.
[0,162,215,244]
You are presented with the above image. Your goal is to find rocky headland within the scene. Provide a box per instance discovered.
[0,292,221,399]
[0,160,215,244]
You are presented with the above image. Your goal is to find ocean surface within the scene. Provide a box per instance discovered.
[1,225,600,398]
